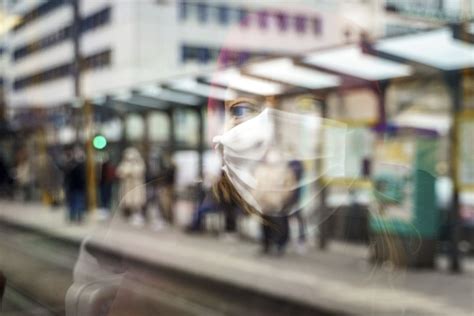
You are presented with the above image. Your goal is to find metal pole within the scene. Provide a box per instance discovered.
[71,0,81,144]
[142,111,150,163]
[71,0,97,211]
[84,100,97,211]
[196,106,205,199]
[445,70,463,273]
[119,113,127,153]
[197,107,204,181]
[318,97,329,250]
[71,0,80,98]
[167,107,175,153]
[375,80,389,128]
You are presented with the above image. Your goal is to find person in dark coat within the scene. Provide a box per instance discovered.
[99,153,116,214]
[0,154,13,198]
[64,147,87,223]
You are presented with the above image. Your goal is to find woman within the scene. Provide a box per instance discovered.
[63,147,87,223]
[116,147,147,226]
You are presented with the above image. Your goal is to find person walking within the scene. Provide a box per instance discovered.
[37,151,63,207]
[0,154,13,198]
[98,153,116,218]
[15,150,32,201]
[64,147,87,223]
[116,147,146,226]
[156,153,176,224]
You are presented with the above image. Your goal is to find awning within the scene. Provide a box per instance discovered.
[111,89,167,112]
[243,57,340,90]
[375,28,474,71]
[201,68,288,96]
[102,85,205,114]
[167,77,238,101]
[136,85,204,108]
[302,45,412,81]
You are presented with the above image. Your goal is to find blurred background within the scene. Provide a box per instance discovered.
[0,0,473,315]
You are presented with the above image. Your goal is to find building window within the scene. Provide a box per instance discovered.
[81,50,111,71]
[178,0,187,20]
[13,7,111,62]
[13,50,112,90]
[181,45,214,64]
[14,25,72,60]
[197,47,210,63]
[217,5,229,25]
[180,44,270,66]
[176,2,323,36]
[14,0,67,32]
[80,7,111,33]
[238,8,249,27]
[197,2,208,23]
[312,17,322,34]
[294,15,307,33]
[13,63,71,90]
[275,12,289,31]
[257,10,269,29]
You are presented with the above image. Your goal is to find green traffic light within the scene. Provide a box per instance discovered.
[93,135,107,150]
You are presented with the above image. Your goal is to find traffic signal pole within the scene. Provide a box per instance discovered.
[71,0,97,211]
[445,70,463,273]
[85,100,97,211]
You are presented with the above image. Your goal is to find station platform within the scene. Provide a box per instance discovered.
[0,200,473,316]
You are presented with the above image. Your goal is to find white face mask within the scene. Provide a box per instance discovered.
[214,108,347,216]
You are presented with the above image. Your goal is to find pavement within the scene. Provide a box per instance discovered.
[0,200,473,316]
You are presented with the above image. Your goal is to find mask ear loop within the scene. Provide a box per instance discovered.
[212,137,225,174]
[212,135,222,148]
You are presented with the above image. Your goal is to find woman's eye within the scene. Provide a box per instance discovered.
[230,103,256,118]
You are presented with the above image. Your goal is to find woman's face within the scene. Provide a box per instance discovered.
[217,93,303,215]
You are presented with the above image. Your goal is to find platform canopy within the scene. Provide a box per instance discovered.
[111,89,168,112]
[136,85,204,107]
[301,45,412,81]
[375,28,474,71]
[98,84,204,114]
[243,57,340,90]
[167,77,237,101]
[201,68,288,96]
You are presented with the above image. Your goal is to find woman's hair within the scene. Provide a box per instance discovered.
[212,171,256,215]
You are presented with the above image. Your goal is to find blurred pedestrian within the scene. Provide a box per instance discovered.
[14,148,33,201]
[117,147,146,226]
[289,161,307,253]
[0,153,13,198]
[37,151,63,207]
[0,270,5,308]
[64,147,87,223]
[98,152,116,218]
[157,153,176,224]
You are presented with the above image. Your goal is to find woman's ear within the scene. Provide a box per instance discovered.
[265,96,278,108]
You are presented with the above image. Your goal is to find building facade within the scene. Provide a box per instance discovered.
[5,0,384,110]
